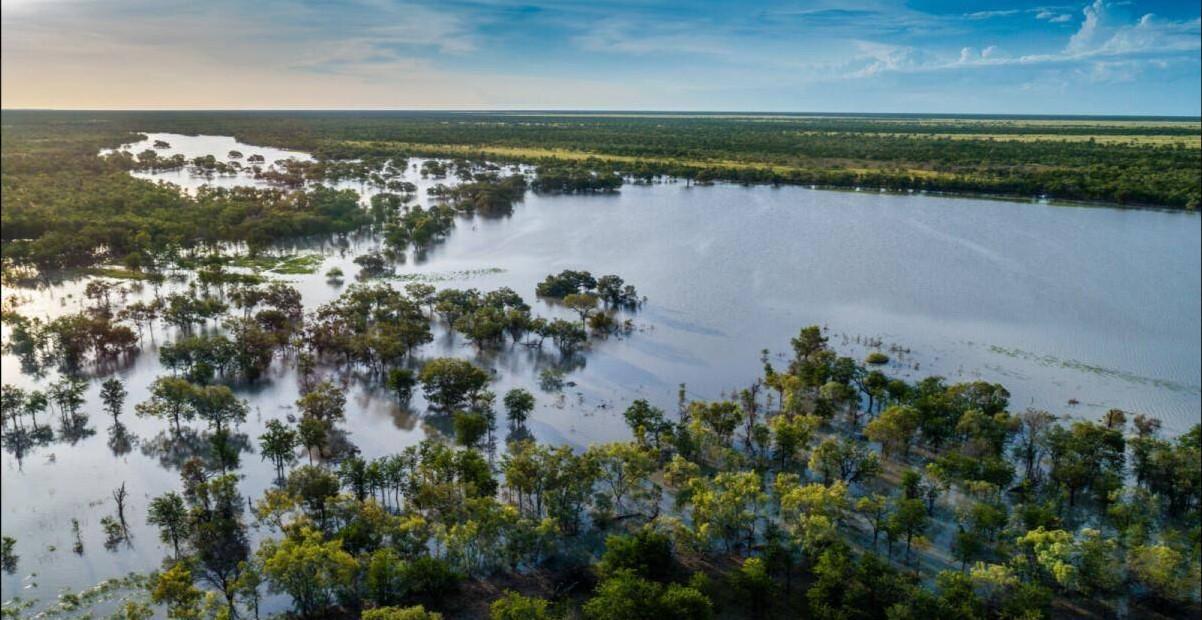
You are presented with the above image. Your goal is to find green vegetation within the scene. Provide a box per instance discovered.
[8,110,1196,210]
[5,304,1198,618]
[3,111,1199,276]
[1,110,1200,619]
[865,351,890,365]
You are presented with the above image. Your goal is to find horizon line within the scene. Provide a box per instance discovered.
[3,108,1200,120]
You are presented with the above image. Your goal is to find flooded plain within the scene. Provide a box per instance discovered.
[3,132,1199,612]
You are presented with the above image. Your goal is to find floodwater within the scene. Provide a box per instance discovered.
[2,133,1199,612]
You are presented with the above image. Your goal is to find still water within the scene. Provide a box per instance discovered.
[2,133,1199,612]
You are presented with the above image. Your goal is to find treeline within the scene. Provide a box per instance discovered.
[6,111,1198,213]
[9,110,1191,208]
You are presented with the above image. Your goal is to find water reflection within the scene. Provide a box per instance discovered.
[1,425,55,466]
[140,428,252,471]
[57,413,95,446]
[106,422,136,457]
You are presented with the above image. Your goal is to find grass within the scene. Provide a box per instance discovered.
[342,140,960,180]
[83,267,161,281]
[391,268,506,282]
[986,345,1200,395]
[837,132,1201,147]
[226,255,286,271]
[490,112,1202,129]
[208,253,326,274]
[270,254,325,274]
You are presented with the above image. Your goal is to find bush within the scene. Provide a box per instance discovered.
[403,556,462,600]
[584,570,712,620]
[490,591,551,620]
[535,270,596,298]
[362,606,443,620]
[865,352,890,365]
[599,529,674,581]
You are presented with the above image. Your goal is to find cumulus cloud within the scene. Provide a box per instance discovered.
[1066,0,1201,57]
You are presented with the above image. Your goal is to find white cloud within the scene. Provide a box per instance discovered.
[965,9,1021,20]
[1066,0,1200,57]
[0,0,647,108]
[1036,9,1073,23]
[842,0,1198,81]
[845,41,932,78]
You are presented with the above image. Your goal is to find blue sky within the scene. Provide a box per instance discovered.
[2,0,1199,114]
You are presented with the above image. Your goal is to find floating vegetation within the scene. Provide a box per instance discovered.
[269,254,325,274]
[539,368,566,392]
[20,573,149,618]
[391,267,506,282]
[1,597,35,618]
[1,536,16,574]
[196,267,265,286]
[987,345,1201,395]
[179,253,326,276]
[82,267,162,282]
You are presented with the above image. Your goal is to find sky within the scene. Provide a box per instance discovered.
[1,0,1199,115]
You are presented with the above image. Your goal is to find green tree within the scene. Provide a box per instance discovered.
[689,400,743,447]
[584,570,711,620]
[865,405,920,459]
[453,411,490,448]
[150,562,203,619]
[563,292,599,327]
[259,528,357,618]
[387,368,417,402]
[502,388,535,428]
[298,415,330,462]
[855,494,889,547]
[586,442,659,520]
[286,466,341,529]
[777,477,849,550]
[259,419,299,479]
[888,497,929,563]
[731,557,774,619]
[419,358,490,410]
[623,399,671,450]
[808,437,881,485]
[296,380,346,423]
[599,528,674,581]
[363,606,444,620]
[191,384,248,433]
[99,377,127,422]
[1127,543,1198,604]
[136,376,197,433]
[769,413,818,471]
[147,492,190,559]
[1047,420,1125,506]
[490,591,550,620]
